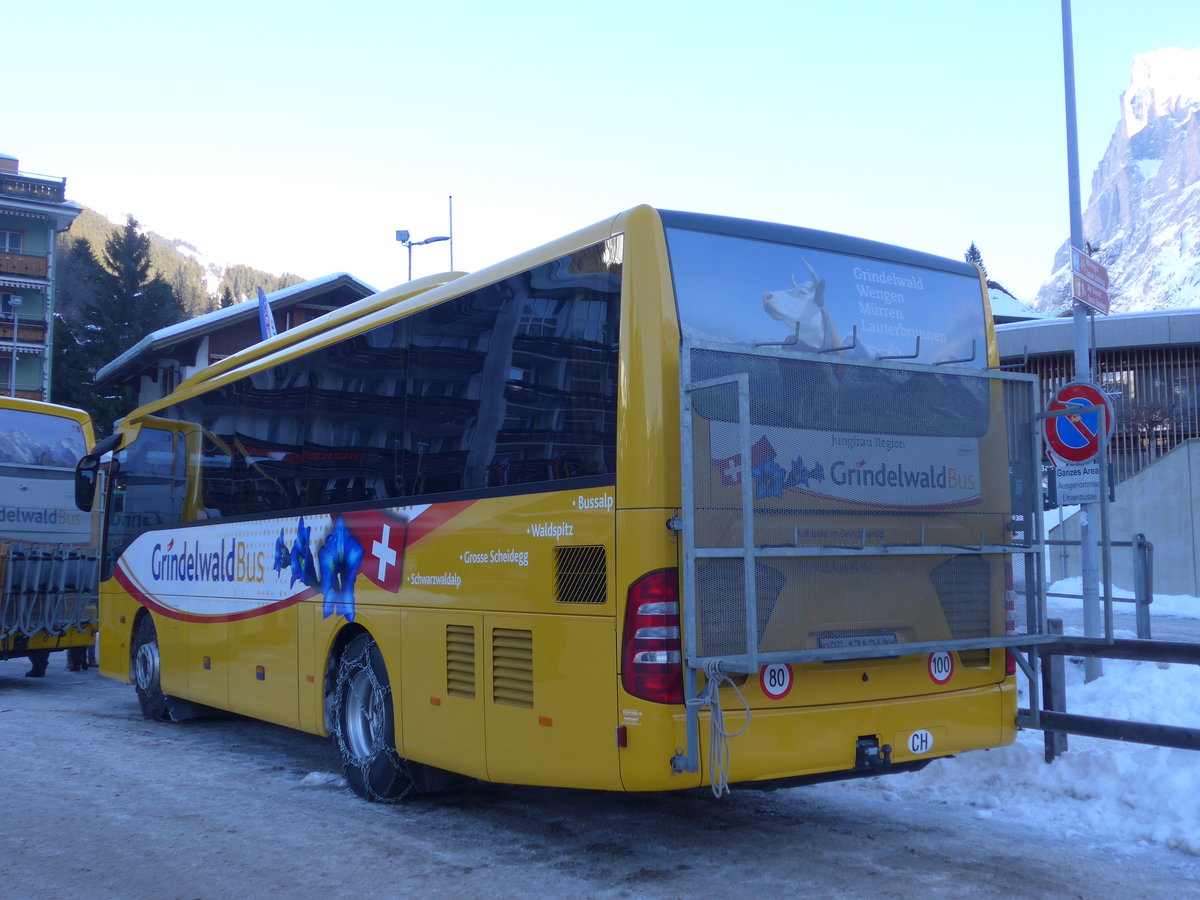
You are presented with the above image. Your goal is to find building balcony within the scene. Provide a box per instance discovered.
[0,171,67,204]
[0,321,48,344]
[0,252,49,279]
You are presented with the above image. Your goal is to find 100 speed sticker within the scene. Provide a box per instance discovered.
[927,651,954,685]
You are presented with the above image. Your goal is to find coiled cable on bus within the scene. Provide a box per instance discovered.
[700,658,752,798]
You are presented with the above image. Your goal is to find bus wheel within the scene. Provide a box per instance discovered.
[131,615,170,721]
[331,633,413,802]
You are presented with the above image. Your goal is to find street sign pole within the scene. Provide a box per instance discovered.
[1061,0,1102,681]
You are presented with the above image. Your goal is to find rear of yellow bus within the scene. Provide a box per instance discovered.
[613,208,1030,792]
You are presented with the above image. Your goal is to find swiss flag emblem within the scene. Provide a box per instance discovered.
[344,510,409,592]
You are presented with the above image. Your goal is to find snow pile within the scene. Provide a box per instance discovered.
[820,587,1200,857]
[299,771,346,788]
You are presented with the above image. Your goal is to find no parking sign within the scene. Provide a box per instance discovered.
[1043,382,1114,464]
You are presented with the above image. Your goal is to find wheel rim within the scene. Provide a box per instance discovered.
[343,668,382,758]
[134,636,160,692]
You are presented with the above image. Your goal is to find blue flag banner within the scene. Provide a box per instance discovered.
[257,287,278,341]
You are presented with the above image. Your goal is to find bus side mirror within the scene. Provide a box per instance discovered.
[75,456,100,512]
[75,431,125,512]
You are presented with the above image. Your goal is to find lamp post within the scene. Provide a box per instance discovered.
[7,294,22,397]
[395,231,450,281]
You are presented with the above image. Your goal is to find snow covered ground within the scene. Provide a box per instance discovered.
[1,584,1197,897]
[816,581,1200,859]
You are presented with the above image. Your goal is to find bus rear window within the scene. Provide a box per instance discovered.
[665,227,986,369]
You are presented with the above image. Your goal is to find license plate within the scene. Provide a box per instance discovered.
[817,632,899,649]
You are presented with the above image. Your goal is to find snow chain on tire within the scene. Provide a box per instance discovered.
[331,635,414,803]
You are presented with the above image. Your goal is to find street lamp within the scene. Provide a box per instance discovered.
[395,231,450,281]
[7,294,22,398]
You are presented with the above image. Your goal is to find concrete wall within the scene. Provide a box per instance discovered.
[1049,438,1200,594]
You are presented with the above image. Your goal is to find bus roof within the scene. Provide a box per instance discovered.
[118,209,633,429]
[115,204,984,430]
[658,209,979,278]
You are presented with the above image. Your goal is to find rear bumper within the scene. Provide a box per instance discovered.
[619,678,1016,791]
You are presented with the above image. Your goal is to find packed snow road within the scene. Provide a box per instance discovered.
[2,664,1196,899]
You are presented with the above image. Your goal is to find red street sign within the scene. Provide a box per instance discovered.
[1044,382,1115,464]
[1072,274,1110,315]
[1071,247,1109,289]
[1070,247,1110,315]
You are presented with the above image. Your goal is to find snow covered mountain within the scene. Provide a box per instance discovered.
[1036,46,1200,313]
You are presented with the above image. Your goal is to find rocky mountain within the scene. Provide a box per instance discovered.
[1036,46,1200,313]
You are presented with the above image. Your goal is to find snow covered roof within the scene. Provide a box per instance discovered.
[96,272,376,386]
[988,284,1045,323]
[997,305,1200,359]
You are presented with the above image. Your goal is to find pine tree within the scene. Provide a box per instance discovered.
[51,237,104,414]
[51,217,185,434]
[220,285,235,308]
[88,216,185,349]
[50,311,94,414]
[964,242,988,277]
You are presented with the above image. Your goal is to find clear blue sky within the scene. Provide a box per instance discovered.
[8,0,1199,301]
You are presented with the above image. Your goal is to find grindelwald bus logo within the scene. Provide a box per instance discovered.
[151,536,266,584]
[711,429,980,506]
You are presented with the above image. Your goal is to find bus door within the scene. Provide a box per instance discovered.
[107,420,214,702]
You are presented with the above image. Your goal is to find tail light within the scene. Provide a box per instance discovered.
[1004,558,1017,675]
[621,569,683,704]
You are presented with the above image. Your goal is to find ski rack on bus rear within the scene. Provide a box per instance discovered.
[674,339,1056,777]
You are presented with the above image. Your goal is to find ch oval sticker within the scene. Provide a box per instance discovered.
[928,651,954,685]
[759,663,793,700]
[908,729,935,755]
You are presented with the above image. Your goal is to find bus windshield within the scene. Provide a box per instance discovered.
[0,408,88,466]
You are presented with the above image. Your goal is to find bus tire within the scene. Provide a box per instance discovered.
[331,632,414,802]
[131,615,171,721]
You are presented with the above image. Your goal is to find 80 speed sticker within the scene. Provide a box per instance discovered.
[759,663,793,700]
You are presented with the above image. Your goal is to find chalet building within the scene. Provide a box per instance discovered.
[95,273,375,409]
[0,153,82,399]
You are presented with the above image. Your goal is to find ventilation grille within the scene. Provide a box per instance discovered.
[492,627,533,709]
[446,624,476,699]
[555,545,607,604]
[930,555,993,668]
[930,555,993,640]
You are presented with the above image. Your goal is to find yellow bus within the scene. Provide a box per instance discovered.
[1,397,99,675]
[77,206,1041,799]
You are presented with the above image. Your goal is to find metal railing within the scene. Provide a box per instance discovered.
[1024,617,1200,761]
[1016,535,1200,760]
[1044,533,1154,637]
[0,171,67,203]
